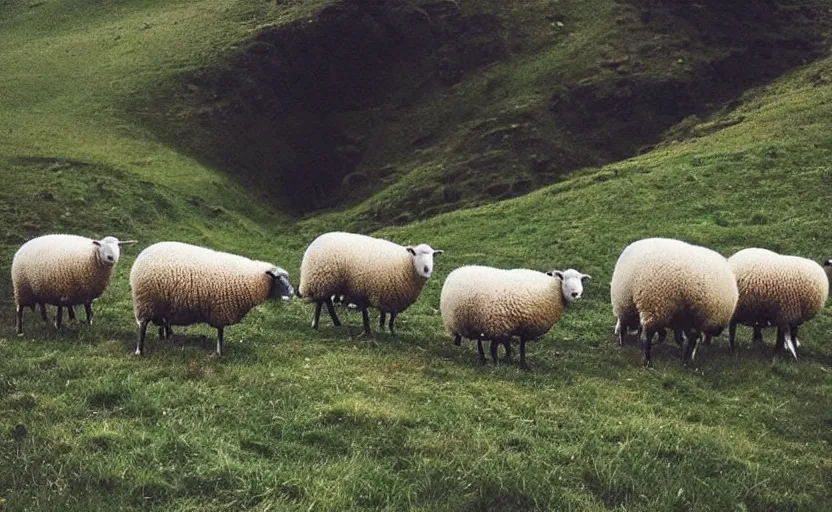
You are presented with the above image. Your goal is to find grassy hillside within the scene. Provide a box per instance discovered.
[138,0,832,225]
[1,0,832,511]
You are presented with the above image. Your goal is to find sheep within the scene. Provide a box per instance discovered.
[11,234,135,334]
[440,265,590,367]
[129,241,294,356]
[727,248,830,360]
[610,238,738,366]
[298,232,443,335]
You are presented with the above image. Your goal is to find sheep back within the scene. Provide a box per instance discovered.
[12,234,114,307]
[440,265,564,341]
[299,232,426,313]
[130,242,275,328]
[729,248,829,327]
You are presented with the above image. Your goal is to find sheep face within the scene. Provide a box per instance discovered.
[93,236,121,266]
[267,267,294,300]
[548,268,591,303]
[406,244,443,279]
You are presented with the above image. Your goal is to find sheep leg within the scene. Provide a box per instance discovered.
[657,329,667,344]
[728,321,737,351]
[789,325,800,348]
[164,321,173,339]
[158,325,165,339]
[476,339,486,364]
[674,329,685,346]
[324,298,341,327]
[311,301,323,329]
[752,325,763,344]
[215,326,224,357]
[39,303,48,322]
[84,302,94,325]
[773,326,786,360]
[783,326,798,360]
[641,328,654,367]
[136,320,148,356]
[55,305,64,329]
[379,311,386,330]
[681,329,698,366]
[388,313,397,336]
[453,334,462,346]
[67,306,76,322]
[489,339,499,364]
[16,305,23,335]
[360,308,372,336]
[519,339,527,369]
[504,340,513,362]
[615,319,625,346]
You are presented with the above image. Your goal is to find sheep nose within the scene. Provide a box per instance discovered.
[423,266,429,273]
[571,292,579,298]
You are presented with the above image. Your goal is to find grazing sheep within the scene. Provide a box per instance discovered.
[728,248,830,359]
[610,238,738,366]
[440,265,590,366]
[11,234,135,334]
[298,232,443,335]
[129,241,294,356]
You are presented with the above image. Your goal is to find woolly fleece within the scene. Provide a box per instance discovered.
[130,241,280,328]
[299,232,429,313]
[440,265,566,341]
[611,238,738,334]
[728,248,829,328]
[12,234,117,308]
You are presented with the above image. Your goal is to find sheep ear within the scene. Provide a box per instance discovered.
[825,259,832,267]
[433,250,444,257]
[92,240,101,247]
[117,240,138,246]
[581,273,592,281]
[265,268,283,279]
[546,270,564,279]
[406,247,416,256]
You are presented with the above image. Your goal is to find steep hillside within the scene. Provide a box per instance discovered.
[138,0,832,228]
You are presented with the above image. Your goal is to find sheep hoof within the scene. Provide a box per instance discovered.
[133,349,143,356]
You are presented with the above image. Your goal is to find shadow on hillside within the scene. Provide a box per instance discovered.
[133,0,832,227]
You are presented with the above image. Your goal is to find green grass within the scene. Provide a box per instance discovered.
[2,1,832,510]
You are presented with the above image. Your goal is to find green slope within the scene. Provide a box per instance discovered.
[1,1,832,510]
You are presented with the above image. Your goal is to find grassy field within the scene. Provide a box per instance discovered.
[2,1,832,511]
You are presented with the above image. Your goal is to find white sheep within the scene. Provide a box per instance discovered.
[610,237,738,366]
[129,241,294,356]
[440,265,590,366]
[728,248,830,359]
[298,232,443,335]
[11,234,135,334]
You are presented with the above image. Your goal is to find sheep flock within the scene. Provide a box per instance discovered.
[8,232,832,367]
